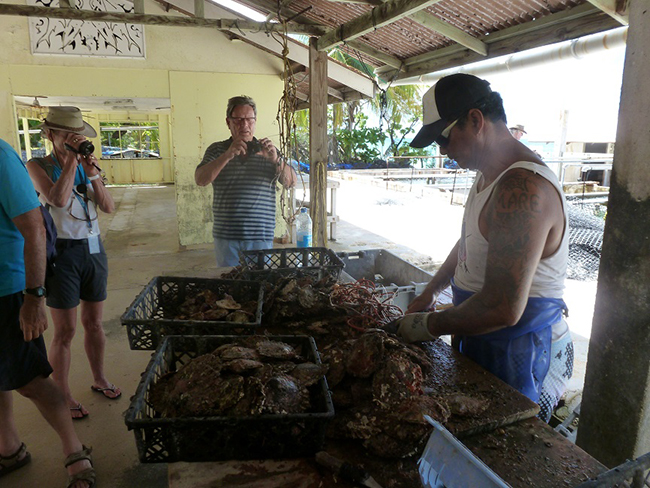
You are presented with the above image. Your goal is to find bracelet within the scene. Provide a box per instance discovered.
[88,174,101,181]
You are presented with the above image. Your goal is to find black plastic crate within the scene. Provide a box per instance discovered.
[124,335,334,463]
[120,277,264,350]
[240,247,344,281]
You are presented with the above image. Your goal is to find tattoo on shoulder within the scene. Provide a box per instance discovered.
[496,171,541,214]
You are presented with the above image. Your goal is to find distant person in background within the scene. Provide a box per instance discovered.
[27,106,119,421]
[195,95,297,267]
[509,124,527,141]
[443,157,459,170]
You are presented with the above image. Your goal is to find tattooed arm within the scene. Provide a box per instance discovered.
[420,167,563,338]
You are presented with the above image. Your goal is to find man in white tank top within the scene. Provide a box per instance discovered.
[393,74,573,422]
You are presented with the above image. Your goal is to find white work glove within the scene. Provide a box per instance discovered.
[396,313,437,343]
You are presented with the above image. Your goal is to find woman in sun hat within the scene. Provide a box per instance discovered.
[26,106,120,420]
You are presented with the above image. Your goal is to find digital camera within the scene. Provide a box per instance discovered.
[65,140,95,157]
[246,139,262,157]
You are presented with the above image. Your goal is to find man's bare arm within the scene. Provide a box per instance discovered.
[13,207,48,341]
[426,169,559,336]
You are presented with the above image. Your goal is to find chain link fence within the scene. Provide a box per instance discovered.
[566,197,607,281]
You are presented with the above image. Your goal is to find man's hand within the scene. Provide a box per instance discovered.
[20,296,48,341]
[395,313,437,343]
[406,289,437,314]
[227,139,248,161]
[259,137,278,164]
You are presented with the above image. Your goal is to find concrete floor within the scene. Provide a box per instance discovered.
[4,182,596,487]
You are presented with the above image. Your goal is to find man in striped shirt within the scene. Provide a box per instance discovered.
[195,95,297,267]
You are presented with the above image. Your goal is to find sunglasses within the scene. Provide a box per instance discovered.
[435,118,459,147]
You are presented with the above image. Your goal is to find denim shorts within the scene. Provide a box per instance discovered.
[213,238,273,267]
[46,237,109,309]
[0,292,53,391]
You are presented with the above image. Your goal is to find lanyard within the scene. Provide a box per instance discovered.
[50,154,94,231]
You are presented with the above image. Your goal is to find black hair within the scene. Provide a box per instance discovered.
[457,92,507,128]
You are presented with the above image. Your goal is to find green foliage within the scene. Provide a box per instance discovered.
[16,119,45,151]
[371,85,433,159]
[336,115,386,163]
[100,122,160,157]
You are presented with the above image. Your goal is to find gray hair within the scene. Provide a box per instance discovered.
[226,95,257,118]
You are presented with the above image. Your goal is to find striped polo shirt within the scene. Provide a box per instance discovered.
[198,138,277,241]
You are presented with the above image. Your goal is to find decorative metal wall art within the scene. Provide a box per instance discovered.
[28,0,145,57]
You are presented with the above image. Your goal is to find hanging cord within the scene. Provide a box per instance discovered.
[270,10,306,237]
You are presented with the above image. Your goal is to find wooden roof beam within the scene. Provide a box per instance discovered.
[328,0,384,6]
[407,10,487,56]
[379,3,620,81]
[587,0,629,26]
[0,3,326,36]
[346,39,403,70]
[316,0,444,51]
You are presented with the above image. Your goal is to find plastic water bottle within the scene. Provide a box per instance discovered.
[296,208,312,248]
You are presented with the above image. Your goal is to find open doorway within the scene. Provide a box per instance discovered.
[14,95,173,184]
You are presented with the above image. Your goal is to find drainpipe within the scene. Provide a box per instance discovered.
[385,27,628,87]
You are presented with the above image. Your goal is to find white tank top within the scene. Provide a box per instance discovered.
[44,191,101,240]
[454,161,569,299]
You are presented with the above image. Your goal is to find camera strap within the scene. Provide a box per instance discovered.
[50,154,95,231]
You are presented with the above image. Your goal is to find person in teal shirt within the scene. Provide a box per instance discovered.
[0,138,95,487]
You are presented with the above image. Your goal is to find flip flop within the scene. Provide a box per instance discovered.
[90,384,122,399]
[70,403,89,420]
[0,443,31,478]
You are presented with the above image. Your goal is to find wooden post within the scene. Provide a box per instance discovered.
[576,0,650,467]
[194,0,204,19]
[21,118,32,161]
[309,37,328,247]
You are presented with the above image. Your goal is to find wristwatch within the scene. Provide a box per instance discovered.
[23,286,47,298]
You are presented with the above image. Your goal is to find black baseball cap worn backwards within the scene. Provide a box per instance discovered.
[411,74,493,148]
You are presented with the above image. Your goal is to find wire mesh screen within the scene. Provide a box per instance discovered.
[566,197,607,281]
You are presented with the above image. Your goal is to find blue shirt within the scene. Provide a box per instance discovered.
[0,139,40,297]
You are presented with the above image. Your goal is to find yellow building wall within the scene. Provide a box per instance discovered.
[0,6,288,246]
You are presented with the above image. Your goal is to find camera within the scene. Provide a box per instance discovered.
[246,139,262,157]
[64,140,95,157]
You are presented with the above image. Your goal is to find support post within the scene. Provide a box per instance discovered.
[576,0,650,467]
[194,0,204,19]
[21,118,32,161]
[309,37,328,247]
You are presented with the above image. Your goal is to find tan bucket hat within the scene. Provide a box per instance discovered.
[38,106,97,137]
[509,124,527,134]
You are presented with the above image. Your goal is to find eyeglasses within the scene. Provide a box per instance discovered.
[68,184,98,222]
[435,118,459,147]
[228,117,256,125]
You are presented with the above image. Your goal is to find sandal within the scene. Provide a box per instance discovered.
[90,384,122,399]
[65,445,95,488]
[0,442,31,478]
[70,403,89,420]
